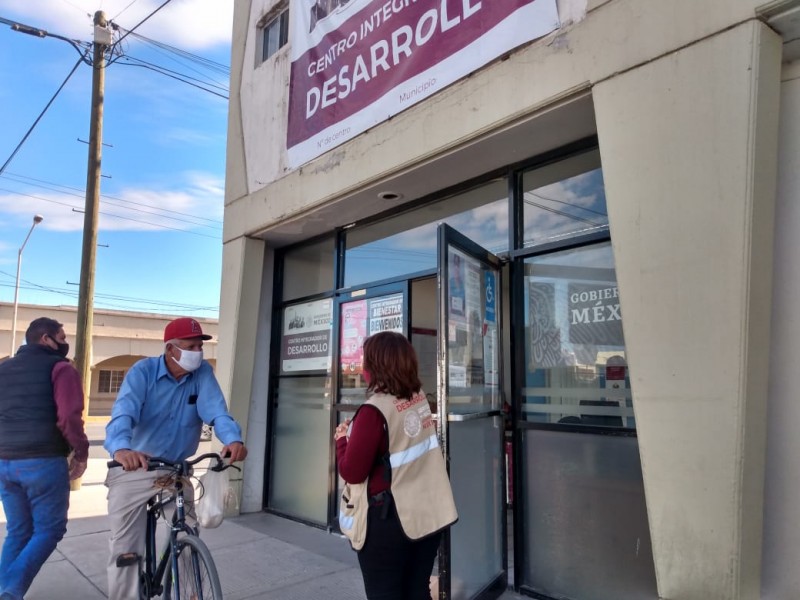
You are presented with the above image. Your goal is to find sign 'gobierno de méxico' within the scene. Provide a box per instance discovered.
[287,0,560,167]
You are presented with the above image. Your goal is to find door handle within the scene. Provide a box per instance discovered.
[447,410,502,422]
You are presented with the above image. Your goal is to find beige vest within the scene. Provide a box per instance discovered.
[367,391,458,540]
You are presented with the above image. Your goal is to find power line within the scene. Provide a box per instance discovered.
[78,204,222,238]
[120,61,228,99]
[0,187,222,239]
[125,34,229,94]
[120,53,228,92]
[1,13,225,230]
[111,0,141,22]
[115,55,229,100]
[127,31,229,74]
[109,0,174,54]
[530,190,608,217]
[0,270,218,311]
[59,0,92,19]
[126,31,229,89]
[1,173,223,230]
[523,193,601,226]
[0,15,92,59]
[1,283,219,313]
[0,53,87,176]
[2,171,222,225]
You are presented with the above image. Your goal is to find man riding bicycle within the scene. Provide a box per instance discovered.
[104,317,248,600]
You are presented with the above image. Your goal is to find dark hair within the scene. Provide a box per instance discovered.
[25,317,63,345]
[363,331,421,400]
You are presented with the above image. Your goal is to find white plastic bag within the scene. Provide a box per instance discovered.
[196,468,237,529]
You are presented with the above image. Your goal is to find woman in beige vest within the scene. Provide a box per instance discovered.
[335,331,457,600]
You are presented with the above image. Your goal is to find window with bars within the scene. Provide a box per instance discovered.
[98,369,125,394]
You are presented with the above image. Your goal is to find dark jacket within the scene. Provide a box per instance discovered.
[0,344,71,458]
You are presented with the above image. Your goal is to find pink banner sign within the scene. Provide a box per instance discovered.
[287,0,559,166]
[340,299,368,374]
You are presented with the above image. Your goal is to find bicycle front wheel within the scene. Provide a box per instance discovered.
[166,535,223,600]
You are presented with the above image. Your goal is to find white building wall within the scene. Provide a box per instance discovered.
[224,0,772,243]
[762,58,800,600]
[594,21,781,599]
[214,236,266,511]
[239,0,292,191]
[222,1,797,598]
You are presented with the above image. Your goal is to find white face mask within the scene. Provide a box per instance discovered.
[172,347,203,372]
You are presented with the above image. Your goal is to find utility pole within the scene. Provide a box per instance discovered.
[74,11,111,419]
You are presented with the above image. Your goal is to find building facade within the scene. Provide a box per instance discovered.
[219,1,800,598]
[0,302,218,416]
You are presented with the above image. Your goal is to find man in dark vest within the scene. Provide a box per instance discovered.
[0,317,89,600]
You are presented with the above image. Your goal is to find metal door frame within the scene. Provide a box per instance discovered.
[328,280,409,529]
[437,223,507,600]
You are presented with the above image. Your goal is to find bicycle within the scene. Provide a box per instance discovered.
[108,452,238,600]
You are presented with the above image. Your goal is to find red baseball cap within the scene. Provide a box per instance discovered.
[163,317,212,342]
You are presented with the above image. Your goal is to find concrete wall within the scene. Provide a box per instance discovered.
[224,0,775,243]
[594,21,781,600]
[762,58,800,600]
[222,1,796,598]
[214,236,267,510]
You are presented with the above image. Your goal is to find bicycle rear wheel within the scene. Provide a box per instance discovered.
[164,535,222,600]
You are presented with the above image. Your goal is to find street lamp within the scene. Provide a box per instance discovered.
[10,214,44,356]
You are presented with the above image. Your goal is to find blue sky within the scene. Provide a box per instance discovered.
[0,0,232,318]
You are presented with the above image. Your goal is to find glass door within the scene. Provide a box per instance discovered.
[437,224,506,600]
[330,281,409,528]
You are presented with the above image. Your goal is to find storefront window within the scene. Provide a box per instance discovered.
[522,150,608,248]
[269,299,335,522]
[281,236,336,301]
[521,429,656,598]
[344,179,509,288]
[522,242,634,428]
[268,376,331,523]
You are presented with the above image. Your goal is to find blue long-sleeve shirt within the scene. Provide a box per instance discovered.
[104,355,242,463]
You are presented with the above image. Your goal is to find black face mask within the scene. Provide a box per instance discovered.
[48,336,69,358]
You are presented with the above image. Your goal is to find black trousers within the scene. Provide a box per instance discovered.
[357,503,442,600]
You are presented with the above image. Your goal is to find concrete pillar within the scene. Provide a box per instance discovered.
[593,20,781,600]
[216,235,266,513]
[762,59,800,600]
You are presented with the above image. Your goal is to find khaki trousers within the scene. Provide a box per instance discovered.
[105,467,195,600]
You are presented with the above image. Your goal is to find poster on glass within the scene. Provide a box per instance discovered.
[280,298,333,374]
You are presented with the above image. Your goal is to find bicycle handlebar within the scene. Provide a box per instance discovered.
[107,452,240,472]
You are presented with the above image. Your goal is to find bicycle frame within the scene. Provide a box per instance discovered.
[143,476,195,598]
[109,452,233,599]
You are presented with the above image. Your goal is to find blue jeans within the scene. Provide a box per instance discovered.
[0,457,69,600]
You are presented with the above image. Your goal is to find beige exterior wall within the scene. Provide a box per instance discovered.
[215,235,267,510]
[222,0,800,598]
[594,21,781,600]
[0,302,218,416]
[224,0,777,243]
[762,56,800,600]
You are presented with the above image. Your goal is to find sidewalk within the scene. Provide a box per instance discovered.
[0,459,527,599]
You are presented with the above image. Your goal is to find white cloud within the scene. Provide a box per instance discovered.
[0,0,233,50]
[522,172,608,244]
[156,126,225,147]
[0,171,224,235]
